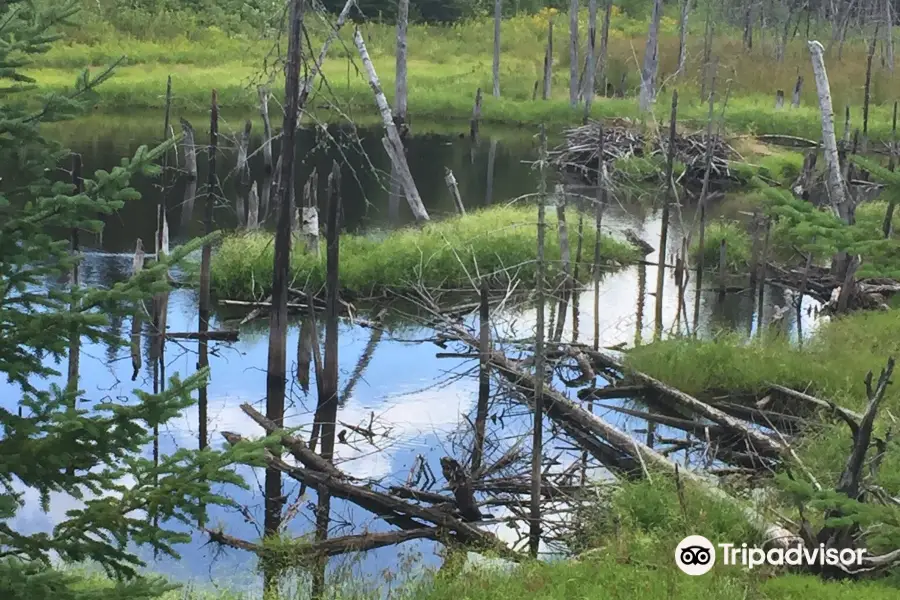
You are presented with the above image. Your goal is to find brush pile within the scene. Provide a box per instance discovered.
[549,120,740,185]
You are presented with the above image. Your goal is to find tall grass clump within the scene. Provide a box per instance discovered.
[688,221,751,272]
[209,205,638,300]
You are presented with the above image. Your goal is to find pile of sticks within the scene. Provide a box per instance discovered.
[549,121,738,185]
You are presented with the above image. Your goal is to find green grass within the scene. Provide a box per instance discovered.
[689,221,752,272]
[27,7,900,136]
[209,205,638,300]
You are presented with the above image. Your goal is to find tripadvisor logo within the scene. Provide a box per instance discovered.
[675,535,866,575]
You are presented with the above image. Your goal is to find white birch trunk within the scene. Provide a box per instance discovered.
[354,29,429,222]
[493,0,501,97]
[808,40,851,222]
[180,118,197,180]
[639,0,663,112]
[394,0,409,124]
[569,0,579,107]
[258,87,273,175]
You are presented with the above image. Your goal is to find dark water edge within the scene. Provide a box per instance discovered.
[5,117,829,598]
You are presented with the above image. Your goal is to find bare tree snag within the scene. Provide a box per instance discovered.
[470,87,482,141]
[808,41,851,222]
[654,91,678,341]
[887,0,895,74]
[264,1,305,586]
[677,0,691,76]
[258,87,273,176]
[301,0,355,103]
[776,90,785,109]
[583,0,597,122]
[531,125,548,558]
[543,18,554,100]
[247,182,259,230]
[394,0,409,126]
[639,0,662,112]
[598,0,612,96]
[354,28,429,223]
[301,168,319,256]
[180,118,197,180]
[130,239,144,382]
[198,89,218,453]
[863,27,879,154]
[569,0,579,107]
[493,0,501,97]
[444,168,465,215]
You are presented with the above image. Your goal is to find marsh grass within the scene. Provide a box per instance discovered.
[30,9,900,136]
[209,205,638,300]
[688,221,752,272]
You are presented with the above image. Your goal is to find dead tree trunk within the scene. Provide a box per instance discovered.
[553,187,572,342]
[312,161,342,600]
[639,0,662,112]
[583,0,598,122]
[247,182,259,230]
[301,168,320,256]
[470,87,483,141]
[180,118,197,181]
[792,74,803,107]
[531,125,548,558]
[863,27,879,154]
[743,2,754,51]
[130,240,144,382]
[472,280,491,474]
[493,0,501,97]
[598,0,612,96]
[198,89,218,453]
[444,168,466,215]
[301,0,355,103]
[354,28,430,222]
[67,154,82,416]
[258,87,274,177]
[887,0,895,73]
[808,41,851,222]
[542,19,554,100]
[677,0,691,76]
[569,0,579,107]
[700,8,714,102]
[394,0,409,126]
[264,1,305,591]
[654,91,678,341]
[593,123,607,350]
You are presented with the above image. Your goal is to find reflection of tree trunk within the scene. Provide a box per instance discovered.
[553,187,571,342]
[388,164,401,225]
[312,163,342,600]
[635,263,646,347]
[180,177,197,232]
[130,240,145,382]
[485,139,497,206]
[341,326,383,403]
[297,317,314,394]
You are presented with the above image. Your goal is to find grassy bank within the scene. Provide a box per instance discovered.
[30,7,900,138]
[210,205,637,300]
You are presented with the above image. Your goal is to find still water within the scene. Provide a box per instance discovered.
[6,119,824,596]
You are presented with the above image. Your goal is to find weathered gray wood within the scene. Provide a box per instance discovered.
[198,89,218,453]
[258,87,273,176]
[583,0,597,121]
[677,0,691,75]
[569,0,579,107]
[354,29,429,223]
[493,0,501,97]
[301,0,355,102]
[247,181,259,230]
[808,41,851,222]
[775,89,785,109]
[654,91,677,341]
[394,0,409,125]
[863,27,878,154]
[542,19,553,100]
[887,0,895,73]
[237,119,252,188]
[301,168,320,256]
[598,0,612,96]
[792,74,803,107]
[444,168,465,215]
[180,118,197,180]
[470,87,482,141]
[639,0,662,112]
[531,124,548,558]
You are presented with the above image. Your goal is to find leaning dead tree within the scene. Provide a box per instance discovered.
[354,28,429,222]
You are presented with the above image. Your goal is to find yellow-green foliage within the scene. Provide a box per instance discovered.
[27,8,900,137]
[210,205,638,299]
[689,221,751,272]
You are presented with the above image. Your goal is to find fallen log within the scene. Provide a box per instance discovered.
[577,384,648,400]
[221,430,517,557]
[166,330,239,342]
[207,527,436,559]
[766,382,863,426]
[589,350,788,456]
